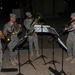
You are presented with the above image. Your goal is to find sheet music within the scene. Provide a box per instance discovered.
[34,25,50,32]
[57,38,67,50]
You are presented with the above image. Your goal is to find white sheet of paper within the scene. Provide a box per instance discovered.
[34,25,50,32]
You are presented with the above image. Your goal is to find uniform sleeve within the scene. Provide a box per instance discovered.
[3,24,8,36]
[24,19,28,29]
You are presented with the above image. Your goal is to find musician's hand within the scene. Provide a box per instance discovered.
[0,30,5,39]
[0,30,2,35]
[72,24,75,30]
[18,24,22,28]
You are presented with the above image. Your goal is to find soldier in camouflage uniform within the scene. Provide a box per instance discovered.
[3,13,22,66]
[0,31,3,71]
[65,12,75,63]
[24,12,40,57]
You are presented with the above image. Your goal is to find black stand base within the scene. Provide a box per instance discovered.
[17,73,24,75]
[45,60,59,70]
[45,59,59,64]
[60,70,67,75]
[1,68,18,72]
[20,59,36,70]
[33,55,47,64]
[48,66,61,75]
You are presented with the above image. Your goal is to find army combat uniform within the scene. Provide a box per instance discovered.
[3,22,19,61]
[66,24,75,58]
[0,37,3,71]
[24,17,39,57]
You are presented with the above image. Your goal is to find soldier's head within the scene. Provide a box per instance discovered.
[70,12,75,20]
[26,12,32,18]
[10,13,17,22]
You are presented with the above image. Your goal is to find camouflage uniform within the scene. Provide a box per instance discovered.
[24,18,39,52]
[66,24,75,58]
[0,37,2,71]
[3,22,19,61]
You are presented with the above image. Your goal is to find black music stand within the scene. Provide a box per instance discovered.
[44,27,60,69]
[33,25,50,64]
[56,38,67,75]
[13,35,28,75]
[20,36,36,70]
[20,45,36,70]
[48,66,62,75]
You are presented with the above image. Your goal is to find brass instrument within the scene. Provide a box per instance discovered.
[64,20,75,28]
[5,24,22,42]
[32,13,44,26]
[0,30,11,42]
[11,24,22,35]
[28,13,44,35]
[0,31,5,39]
[64,20,75,32]
[5,30,11,42]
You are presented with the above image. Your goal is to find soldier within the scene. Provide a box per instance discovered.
[3,13,22,66]
[0,30,3,71]
[0,30,7,75]
[65,12,75,63]
[24,12,40,57]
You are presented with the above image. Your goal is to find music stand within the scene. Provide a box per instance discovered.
[33,25,50,64]
[20,45,36,70]
[13,35,28,75]
[56,38,67,75]
[44,27,60,69]
[20,36,36,70]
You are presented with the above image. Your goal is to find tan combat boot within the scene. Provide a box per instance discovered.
[71,58,75,64]
[65,56,72,61]
[10,60,17,66]
[13,58,18,65]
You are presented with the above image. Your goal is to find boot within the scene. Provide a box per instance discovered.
[10,60,17,66]
[71,58,75,64]
[13,58,18,65]
[65,56,72,61]
[36,50,40,57]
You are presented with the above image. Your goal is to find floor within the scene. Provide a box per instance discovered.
[0,17,75,75]
[1,35,75,75]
